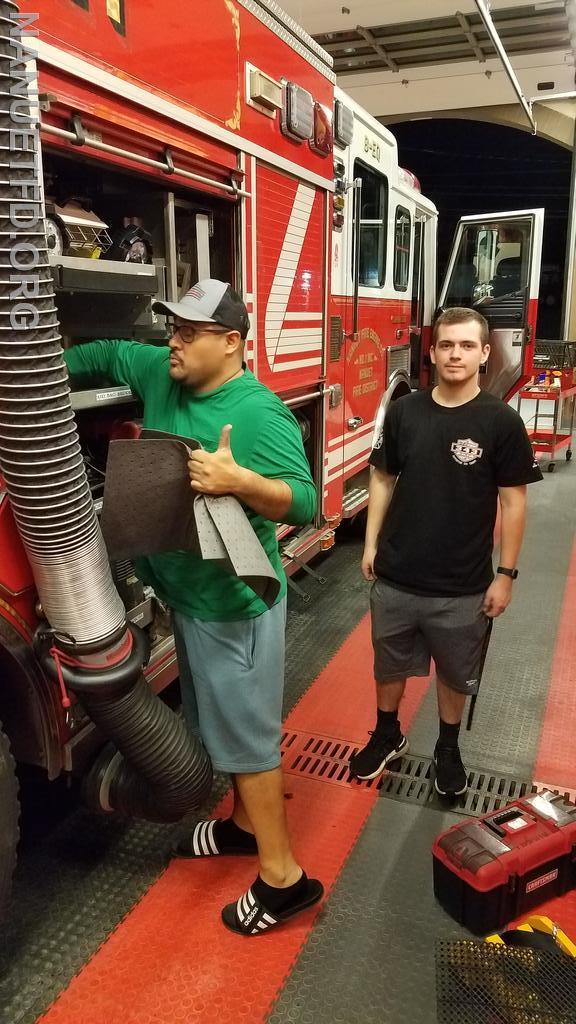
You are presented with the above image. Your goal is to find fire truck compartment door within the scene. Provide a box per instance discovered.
[437,209,544,400]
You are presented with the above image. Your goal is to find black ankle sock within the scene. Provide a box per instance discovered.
[437,719,461,749]
[253,871,308,915]
[377,709,400,736]
[215,817,257,851]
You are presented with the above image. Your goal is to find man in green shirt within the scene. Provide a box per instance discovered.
[65,280,322,935]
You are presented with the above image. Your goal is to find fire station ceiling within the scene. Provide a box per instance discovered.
[313,4,569,76]
[279,1,575,129]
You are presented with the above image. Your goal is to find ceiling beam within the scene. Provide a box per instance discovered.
[355,24,398,72]
[333,31,568,72]
[456,10,486,62]
[317,12,567,54]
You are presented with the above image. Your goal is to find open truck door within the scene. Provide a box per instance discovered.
[437,209,544,401]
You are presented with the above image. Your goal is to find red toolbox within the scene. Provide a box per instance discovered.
[433,791,576,935]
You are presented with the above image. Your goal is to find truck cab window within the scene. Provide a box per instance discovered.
[353,160,388,288]
[394,206,411,291]
[444,220,531,310]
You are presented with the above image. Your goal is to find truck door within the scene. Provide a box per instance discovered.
[437,209,544,400]
[342,160,388,492]
[409,216,424,385]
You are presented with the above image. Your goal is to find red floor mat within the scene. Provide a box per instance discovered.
[511,888,576,946]
[39,614,429,1024]
[288,615,428,739]
[533,539,576,790]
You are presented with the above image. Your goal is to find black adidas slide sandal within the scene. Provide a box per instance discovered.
[221,876,324,936]
[173,819,257,859]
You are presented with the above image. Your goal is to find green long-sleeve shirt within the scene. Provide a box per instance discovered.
[65,340,317,621]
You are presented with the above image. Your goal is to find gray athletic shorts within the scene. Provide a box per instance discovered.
[172,598,287,774]
[370,579,490,695]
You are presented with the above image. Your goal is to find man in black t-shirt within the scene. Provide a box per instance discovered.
[350,307,542,797]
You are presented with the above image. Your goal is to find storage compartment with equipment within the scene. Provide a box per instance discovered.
[42,148,237,767]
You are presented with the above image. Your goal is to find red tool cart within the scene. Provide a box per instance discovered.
[518,340,576,472]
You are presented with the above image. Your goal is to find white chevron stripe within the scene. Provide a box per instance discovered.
[272,356,321,371]
[192,822,202,857]
[328,418,377,449]
[236,894,245,920]
[284,311,322,321]
[264,183,317,373]
[327,432,373,470]
[262,336,322,349]
[267,338,322,355]
[200,821,211,856]
[206,820,219,856]
[327,449,372,482]
[262,911,276,924]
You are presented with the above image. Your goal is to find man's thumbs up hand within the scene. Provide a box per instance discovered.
[218,424,233,450]
[188,423,245,496]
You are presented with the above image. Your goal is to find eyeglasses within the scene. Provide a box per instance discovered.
[167,320,229,344]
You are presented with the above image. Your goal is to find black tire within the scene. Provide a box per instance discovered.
[0,720,19,920]
[548,462,556,473]
[566,450,572,462]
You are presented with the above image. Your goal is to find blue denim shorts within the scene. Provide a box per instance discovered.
[172,598,287,773]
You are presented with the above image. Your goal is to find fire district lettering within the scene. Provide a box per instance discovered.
[353,380,378,397]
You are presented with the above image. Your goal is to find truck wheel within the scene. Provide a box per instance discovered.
[0,721,19,920]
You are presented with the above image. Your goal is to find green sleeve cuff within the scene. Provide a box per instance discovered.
[284,479,317,526]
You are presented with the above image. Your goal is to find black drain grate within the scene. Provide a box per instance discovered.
[281,729,537,815]
[280,729,576,818]
[377,754,536,817]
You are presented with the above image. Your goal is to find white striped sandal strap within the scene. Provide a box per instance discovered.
[221,876,324,936]
[173,819,258,859]
[190,819,221,857]
[231,887,279,935]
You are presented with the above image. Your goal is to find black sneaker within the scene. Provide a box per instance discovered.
[433,745,468,796]
[350,730,409,781]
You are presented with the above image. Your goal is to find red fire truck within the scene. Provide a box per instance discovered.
[0,0,544,912]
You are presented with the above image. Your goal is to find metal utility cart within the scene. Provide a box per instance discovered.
[518,340,576,472]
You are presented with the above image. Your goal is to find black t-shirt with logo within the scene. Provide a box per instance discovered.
[369,389,543,596]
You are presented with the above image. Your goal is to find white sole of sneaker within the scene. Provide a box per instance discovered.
[434,778,468,797]
[353,738,409,781]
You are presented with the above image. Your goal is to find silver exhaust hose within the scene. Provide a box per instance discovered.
[0,2,212,818]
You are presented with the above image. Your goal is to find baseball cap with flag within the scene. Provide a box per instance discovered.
[153,280,250,339]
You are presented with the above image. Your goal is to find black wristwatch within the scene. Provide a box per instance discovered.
[497,566,518,580]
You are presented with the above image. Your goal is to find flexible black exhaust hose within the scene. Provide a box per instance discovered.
[39,627,213,820]
[4,3,212,820]
[81,678,213,823]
